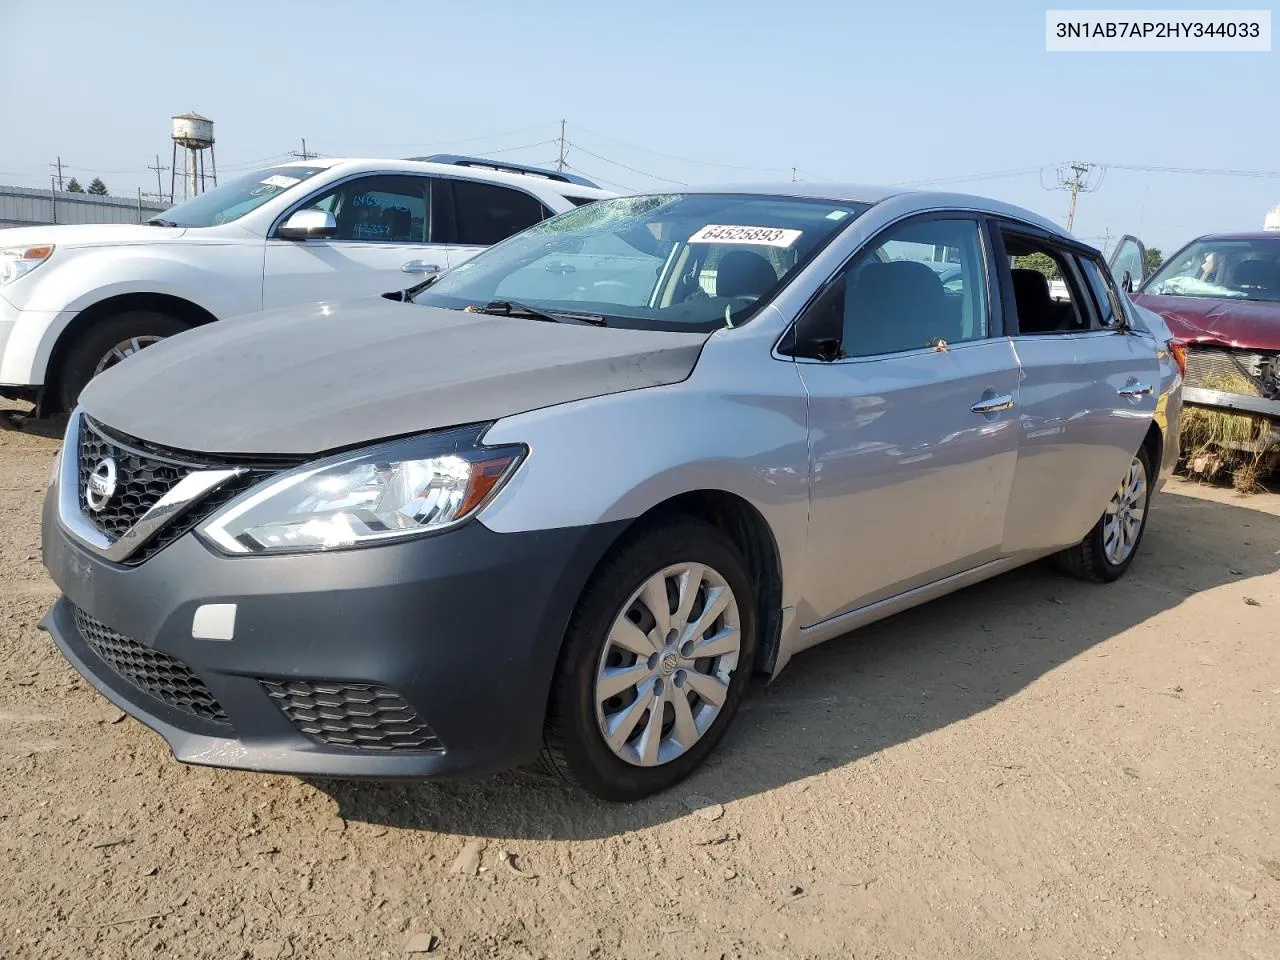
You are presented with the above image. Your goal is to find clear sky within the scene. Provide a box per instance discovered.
[2,0,1276,255]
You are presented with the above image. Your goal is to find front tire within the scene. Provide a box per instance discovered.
[542,517,757,801]
[57,311,190,412]
[1053,445,1154,583]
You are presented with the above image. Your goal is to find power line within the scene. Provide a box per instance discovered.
[473,139,558,157]
[1098,161,1280,179]
[570,123,790,173]
[561,161,634,193]
[900,166,1051,187]
[564,142,688,185]
[333,123,554,153]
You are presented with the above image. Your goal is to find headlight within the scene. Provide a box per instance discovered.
[0,245,55,286]
[198,426,525,556]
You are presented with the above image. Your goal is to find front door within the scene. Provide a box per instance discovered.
[793,214,1021,626]
[1108,234,1149,294]
[262,173,449,309]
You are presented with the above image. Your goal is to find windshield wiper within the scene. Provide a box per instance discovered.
[470,300,606,326]
[145,218,179,227]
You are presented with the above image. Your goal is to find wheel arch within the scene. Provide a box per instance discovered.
[43,292,218,412]
[569,488,786,677]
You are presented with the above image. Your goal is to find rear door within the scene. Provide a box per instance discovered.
[994,221,1159,554]
[435,178,553,269]
[792,213,1022,624]
[262,173,446,309]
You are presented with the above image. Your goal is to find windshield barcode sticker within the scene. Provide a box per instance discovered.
[688,225,803,247]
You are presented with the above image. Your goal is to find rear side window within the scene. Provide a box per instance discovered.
[451,181,547,245]
[1077,256,1123,328]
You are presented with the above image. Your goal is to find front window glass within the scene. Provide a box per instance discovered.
[413,193,872,332]
[840,218,988,356]
[297,175,430,243]
[1142,237,1280,302]
[153,165,325,227]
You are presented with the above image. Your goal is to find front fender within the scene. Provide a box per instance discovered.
[3,245,263,386]
[478,337,812,612]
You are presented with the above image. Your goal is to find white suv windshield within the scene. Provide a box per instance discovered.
[150,165,326,228]
[413,193,872,331]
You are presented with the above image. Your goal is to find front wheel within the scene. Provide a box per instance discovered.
[1053,445,1154,582]
[57,311,190,412]
[542,518,757,801]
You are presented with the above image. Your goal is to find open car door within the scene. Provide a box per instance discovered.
[1108,234,1149,294]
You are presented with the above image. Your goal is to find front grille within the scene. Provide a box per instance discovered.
[73,608,230,725]
[1183,346,1270,395]
[262,679,443,752]
[75,416,290,565]
[78,417,189,539]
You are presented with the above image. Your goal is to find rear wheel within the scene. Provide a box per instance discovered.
[1053,445,1153,582]
[542,518,757,801]
[57,311,190,411]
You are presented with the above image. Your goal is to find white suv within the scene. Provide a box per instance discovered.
[0,155,612,413]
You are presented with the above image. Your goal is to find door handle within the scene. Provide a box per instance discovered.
[401,260,442,275]
[971,394,1015,414]
[1118,383,1153,398]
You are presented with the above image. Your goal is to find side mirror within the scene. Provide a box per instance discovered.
[1121,270,1134,294]
[278,210,337,240]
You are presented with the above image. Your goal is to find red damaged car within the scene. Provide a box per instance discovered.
[1109,232,1280,483]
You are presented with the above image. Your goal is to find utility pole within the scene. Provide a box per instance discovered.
[147,154,168,198]
[791,166,797,182]
[50,156,65,191]
[1058,161,1099,232]
[1101,227,1113,257]
[555,119,567,172]
[291,138,316,161]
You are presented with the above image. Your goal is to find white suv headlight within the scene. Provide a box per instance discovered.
[0,244,55,286]
[198,426,525,556]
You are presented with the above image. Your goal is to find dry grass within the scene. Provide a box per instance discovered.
[1179,372,1273,493]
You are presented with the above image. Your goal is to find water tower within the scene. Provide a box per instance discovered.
[169,111,217,203]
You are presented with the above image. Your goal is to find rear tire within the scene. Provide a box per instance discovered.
[542,517,757,802]
[57,311,190,412]
[1052,445,1154,583]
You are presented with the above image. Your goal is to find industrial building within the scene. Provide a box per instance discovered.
[0,184,170,230]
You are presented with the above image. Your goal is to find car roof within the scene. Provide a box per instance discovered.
[644,181,1074,244]
[264,157,615,199]
[1192,231,1280,242]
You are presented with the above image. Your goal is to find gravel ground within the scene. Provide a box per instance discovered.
[2,403,1278,959]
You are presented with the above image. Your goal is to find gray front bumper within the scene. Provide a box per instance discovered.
[40,490,626,779]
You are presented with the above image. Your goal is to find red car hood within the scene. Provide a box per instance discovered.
[1132,293,1280,351]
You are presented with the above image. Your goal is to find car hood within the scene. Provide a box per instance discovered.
[1131,293,1280,351]
[0,222,188,248]
[78,298,709,456]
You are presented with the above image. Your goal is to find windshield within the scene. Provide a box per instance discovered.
[413,193,872,331]
[154,165,326,227]
[1142,237,1280,303]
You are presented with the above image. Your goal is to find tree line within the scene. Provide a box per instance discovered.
[64,177,109,196]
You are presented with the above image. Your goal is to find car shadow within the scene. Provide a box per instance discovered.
[311,485,1280,839]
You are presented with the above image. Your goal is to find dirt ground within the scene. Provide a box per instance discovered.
[1,403,1277,960]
